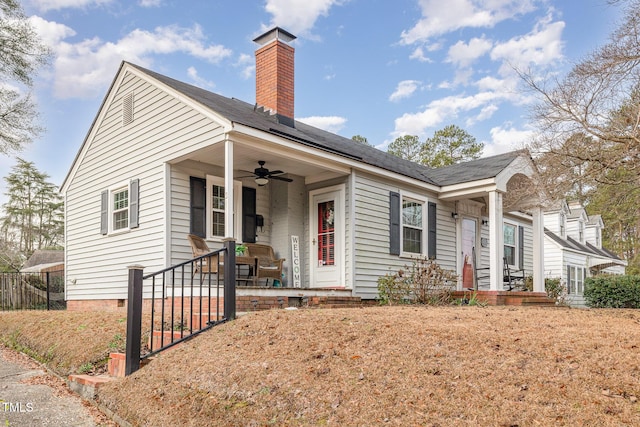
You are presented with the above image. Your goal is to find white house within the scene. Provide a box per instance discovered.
[544,200,626,307]
[60,27,549,310]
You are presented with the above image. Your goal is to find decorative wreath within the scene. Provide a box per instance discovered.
[325,207,334,226]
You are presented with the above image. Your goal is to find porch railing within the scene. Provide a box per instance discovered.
[0,269,66,311]
[125,239,236,375]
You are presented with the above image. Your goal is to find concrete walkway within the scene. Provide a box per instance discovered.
[0,347,104,426]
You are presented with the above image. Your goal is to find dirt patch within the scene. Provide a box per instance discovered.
[93,306,640,426]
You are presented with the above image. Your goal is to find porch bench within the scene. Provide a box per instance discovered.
[244,243,285,287]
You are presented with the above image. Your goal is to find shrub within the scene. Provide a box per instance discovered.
[377,257,457,306]
[544,278,566,305]
[524,276,566,304]
[584,275,640,308]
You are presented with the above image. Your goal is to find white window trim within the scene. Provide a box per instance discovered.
[108,181,131,235]
[503,221,518,267]
[205,175,242,242]
[399,191,429,258]
[567,265,586,295]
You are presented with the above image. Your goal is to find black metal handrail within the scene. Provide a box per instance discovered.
[125,239,236,375]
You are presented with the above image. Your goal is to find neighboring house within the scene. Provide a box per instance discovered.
[61,27,549,310]
[544,200,626,307]
[20,250,64,274]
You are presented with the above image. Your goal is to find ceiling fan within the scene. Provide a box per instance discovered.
[240,161,293,186]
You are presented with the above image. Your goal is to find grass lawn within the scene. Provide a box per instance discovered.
[1,306,640,426]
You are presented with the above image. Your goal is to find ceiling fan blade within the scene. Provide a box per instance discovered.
[267,170,284,176]
[270,175,293,182]
[236,175,257,179]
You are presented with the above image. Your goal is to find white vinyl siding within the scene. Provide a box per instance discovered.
[351,173,454,299]
[65,70,227,300]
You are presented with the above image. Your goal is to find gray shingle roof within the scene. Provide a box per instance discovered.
[130,63,523,188]
[544,228,622,261]
[23,250,64,268]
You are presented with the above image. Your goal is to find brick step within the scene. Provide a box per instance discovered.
[68,374,114,399]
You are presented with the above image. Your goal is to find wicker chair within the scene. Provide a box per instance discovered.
[187,234,222,281]
[244,243,285,286]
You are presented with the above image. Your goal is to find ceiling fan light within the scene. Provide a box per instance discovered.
[255,176,269,186]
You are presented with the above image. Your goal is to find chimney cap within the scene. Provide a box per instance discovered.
[253,27,296,46]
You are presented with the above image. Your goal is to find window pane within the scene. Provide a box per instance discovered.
[402,201,422,227]
[212,211,225,237]
[113,210,129,230]
[403,227,422,253]
[114,189,128,210]
[212,185,225,210]
[504,246,515,265]
[503,224,515,245]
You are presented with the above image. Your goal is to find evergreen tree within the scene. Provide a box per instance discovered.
[422,124,483,167]
[1,158,63,261]
[387,135,423,163]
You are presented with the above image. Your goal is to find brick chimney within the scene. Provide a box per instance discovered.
[254,27,296,127]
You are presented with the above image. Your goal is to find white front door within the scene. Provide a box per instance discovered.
[309,185,345,288]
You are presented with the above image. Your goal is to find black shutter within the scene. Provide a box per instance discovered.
[100,190,108,235]
[566,265,572,294]
[190,177,206,238]
[428,202,437,259]
[518,225,524,270]
[242,187,257,243]
[130,178,139,229]
[389,191,400,255]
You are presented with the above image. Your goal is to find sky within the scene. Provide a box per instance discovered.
[0,0,624,201]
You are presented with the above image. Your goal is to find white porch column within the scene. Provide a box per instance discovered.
[488,190,504,291]
[532,206,545,292]
[224,139,234,238]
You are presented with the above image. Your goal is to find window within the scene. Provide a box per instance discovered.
[402,198,423,254]
[211,183,225,237]
[204,176,242,240]
[112,188,129,230]
[579,221,585,243]
[559,212,566,237]
[100,179,139,235]
[567,265,586,294]
[504,223,516,265]
[389,192,436,258]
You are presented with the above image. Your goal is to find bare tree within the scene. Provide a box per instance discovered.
[522,0,640,187]
[0,0,50,154]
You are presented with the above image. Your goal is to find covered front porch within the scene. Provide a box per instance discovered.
[168,128,356,291]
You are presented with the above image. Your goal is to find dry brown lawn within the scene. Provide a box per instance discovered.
[2,306,640,426]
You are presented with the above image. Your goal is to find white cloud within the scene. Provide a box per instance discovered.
[139,0,161,6]
[41,21,232,98]
[28,15,76,45]
[446,37,493,67]
[389,80,421,102]
[187,66,215,89]
[483,124,534,156]
[409,47,431,63]
[490,15,565,73]
[31,0,113,12]
[298,116,347,133]
[235,54,254,79]
[400,0,537,45]
[393,91,504,137]
[264,0,345,37]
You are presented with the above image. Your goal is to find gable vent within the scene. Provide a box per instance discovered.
[122,92,134,126]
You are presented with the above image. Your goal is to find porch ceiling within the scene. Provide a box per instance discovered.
[175,142,347,183]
